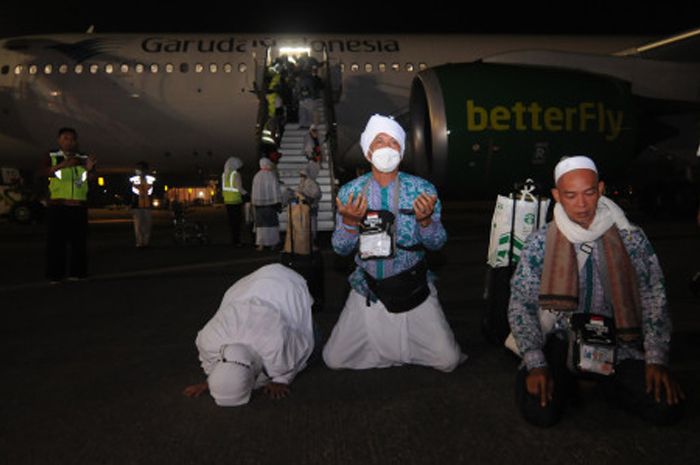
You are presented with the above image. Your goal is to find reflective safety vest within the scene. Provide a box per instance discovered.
[48,151,89,201]
[129,174,156,208]
[222,170,242,204]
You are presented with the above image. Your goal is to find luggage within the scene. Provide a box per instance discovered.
[280,195,324,312]
[283,194,312,255]
[482,180,550,345]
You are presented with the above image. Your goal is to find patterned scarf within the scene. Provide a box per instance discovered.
[539,201,643,341]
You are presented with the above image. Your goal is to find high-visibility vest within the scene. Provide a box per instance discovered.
[129,174,156,208]
[222,170,242,204]
[48,151,89,201]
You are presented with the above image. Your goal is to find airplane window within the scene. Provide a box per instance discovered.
[14,65,23,75]
[350,63,359,72]
[135,64,144,74]
[89,64,99,74]
[74,64,83,74]
[1,65,9,75]
[195,63,204,73]
[418,62,427,71]
[58,64,68,74]
[406,63,414,72]
[180,63,189,73]
[120,64,129,73]
[104,64,114,74]
[391,63,400,72]
[236,63,245,73]
[209,63,218,73]
[165,63,174,73]
[29,65,38,75]
[44,64,53,74]
[378,63,386,72]
[150,64,159,73]
[364,63,373,73]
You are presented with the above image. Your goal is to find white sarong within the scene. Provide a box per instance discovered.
[322,283,465,372]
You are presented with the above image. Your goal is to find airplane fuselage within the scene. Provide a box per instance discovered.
[0,33,648,181]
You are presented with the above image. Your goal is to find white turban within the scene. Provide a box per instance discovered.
[360,114,406,159]
[208,344,262,407]
[554,156,598,184]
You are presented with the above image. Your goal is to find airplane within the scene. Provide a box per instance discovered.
[0,30,697,203]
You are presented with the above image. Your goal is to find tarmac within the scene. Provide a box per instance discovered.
[1,203,698,465]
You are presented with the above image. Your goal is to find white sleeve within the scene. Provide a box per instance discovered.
[256,325,313,385]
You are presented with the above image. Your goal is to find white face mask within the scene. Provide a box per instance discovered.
[370,147,401,173]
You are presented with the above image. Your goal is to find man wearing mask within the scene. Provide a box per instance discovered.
[42,127,97,283]
[322,114,464,372]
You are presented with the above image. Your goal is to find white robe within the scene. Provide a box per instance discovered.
[195,264,315,385]
[322,283,465,372]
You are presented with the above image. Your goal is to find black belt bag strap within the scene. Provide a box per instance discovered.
[364,260,430,313]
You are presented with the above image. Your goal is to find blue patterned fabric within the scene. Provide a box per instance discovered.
[508,222,672,371]
[332,172,447,300]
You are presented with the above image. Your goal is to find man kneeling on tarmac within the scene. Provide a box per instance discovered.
[508,155,684,426]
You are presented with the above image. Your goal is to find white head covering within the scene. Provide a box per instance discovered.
[554,156,598,184]
[300,161,320,181]
[259,157,274,170]
[252,159,281,205]
[208,343,262,407]
[224,157,243,172]
[360,114,406,159]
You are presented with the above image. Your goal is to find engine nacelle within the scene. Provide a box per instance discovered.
[408,63,636,196]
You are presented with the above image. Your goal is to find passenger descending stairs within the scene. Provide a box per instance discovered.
[277,102,335,232]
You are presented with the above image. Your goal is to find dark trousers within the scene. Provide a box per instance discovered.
[515,336,684,427]
[46,205,88,280]
[225,203,242,245]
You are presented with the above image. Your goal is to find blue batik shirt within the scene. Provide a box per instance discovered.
[508,222,672,371]
[332,172,447,300]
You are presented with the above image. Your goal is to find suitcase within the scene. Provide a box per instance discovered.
[280,195,324,312]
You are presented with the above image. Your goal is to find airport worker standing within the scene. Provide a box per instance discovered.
[508,155,685,427]
[221,156,247,247]
[43,127,97,283]
[129,161,156,248]
[183,264,315,406]
[252,157,283,251]
[322,114,464,372]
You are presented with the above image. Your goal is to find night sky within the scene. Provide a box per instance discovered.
[0,1,697,38]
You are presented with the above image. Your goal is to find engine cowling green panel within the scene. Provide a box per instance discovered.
[409,63,636,196]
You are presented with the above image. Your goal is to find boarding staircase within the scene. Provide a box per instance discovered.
[277,100,335,232]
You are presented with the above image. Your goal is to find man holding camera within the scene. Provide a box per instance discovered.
[43,127,97,283]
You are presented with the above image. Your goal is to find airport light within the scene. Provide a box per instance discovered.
[279,47,311,56]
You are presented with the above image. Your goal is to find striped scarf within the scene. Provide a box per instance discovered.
[539,219,643,342]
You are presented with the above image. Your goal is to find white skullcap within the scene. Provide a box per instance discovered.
[360,114,406,159]
[554,156,598,184]
[208,344,261,407]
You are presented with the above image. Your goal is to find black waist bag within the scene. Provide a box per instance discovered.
[364,260,430,313]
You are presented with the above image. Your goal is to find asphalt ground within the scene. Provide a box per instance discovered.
[1,203,699,465]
